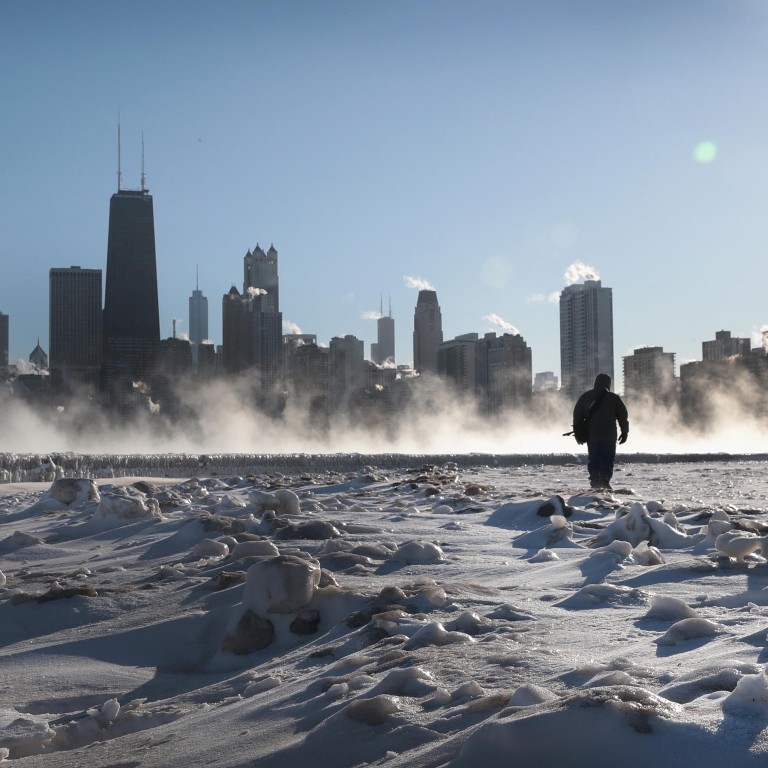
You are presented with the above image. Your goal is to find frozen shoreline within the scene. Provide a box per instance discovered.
[1,451,768,482]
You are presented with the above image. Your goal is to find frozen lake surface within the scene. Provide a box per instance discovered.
[2,455,768,766]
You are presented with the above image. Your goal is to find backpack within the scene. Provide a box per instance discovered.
[573,421,589,445]
[572,389,607,445]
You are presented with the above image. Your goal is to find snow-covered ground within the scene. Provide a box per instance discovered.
[2,457,768,766]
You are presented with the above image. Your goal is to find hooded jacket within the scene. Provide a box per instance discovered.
[573,374,629,443]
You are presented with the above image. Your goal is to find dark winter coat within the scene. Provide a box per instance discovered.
[573,375,629,443]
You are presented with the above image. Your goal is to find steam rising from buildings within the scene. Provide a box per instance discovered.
[283,321,303,335]
[762,325,768,353]
[362,311,383,321]
[564,261,600,285]
[484,313,520,336]
[404,275,435,291]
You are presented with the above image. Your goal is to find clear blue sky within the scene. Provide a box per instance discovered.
[2,0,768,383]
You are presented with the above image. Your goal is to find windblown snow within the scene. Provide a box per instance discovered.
[2,457,768,767]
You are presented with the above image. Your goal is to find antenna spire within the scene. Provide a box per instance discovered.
[140,131,146,192]
[117,113,122,192]
[388,295,392,317]
[196,265,199,291]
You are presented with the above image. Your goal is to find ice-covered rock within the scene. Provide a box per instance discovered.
[715,531,768,562]
[655,617,722,646]
[47,478,100,505]
[248,489,280,511]
[507,683,558,707]
[274,488,300,515]
[192,538,229,559]
[241,553,321,614]
[98,493,160,520]
[644,596,699,621]
[594,502,690,549]
[392,540,445,564]
[722,672,768,714]
[230,539,280,561]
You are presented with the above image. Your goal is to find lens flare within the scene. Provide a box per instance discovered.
[694,141,718,164]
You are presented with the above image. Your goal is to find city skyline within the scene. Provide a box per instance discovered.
[2,1,768,376]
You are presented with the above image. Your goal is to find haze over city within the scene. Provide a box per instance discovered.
[2,0,768,379]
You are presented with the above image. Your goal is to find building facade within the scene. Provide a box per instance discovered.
[0,312,8,367]
[559,279,614,400]
[189,277,208,370]
[437,333,479,396]
[371,300,395,365]
[49,266,102,392]
[622,346,676,406]
[702,330,751,361]
[413,289,443,375]
[102,188,160,397]
[244,245,279,311]
[328,335,365,413]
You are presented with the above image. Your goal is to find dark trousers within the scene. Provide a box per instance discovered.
[587,441,616,485]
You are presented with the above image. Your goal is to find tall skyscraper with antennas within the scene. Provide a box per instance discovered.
[371,297,395,365]
[102,129,160,403]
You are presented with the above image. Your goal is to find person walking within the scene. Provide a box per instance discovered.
[572,373,629,490]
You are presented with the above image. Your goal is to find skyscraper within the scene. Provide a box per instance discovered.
[189,271,208,370]
[103,177,160,395]
[413,289,443,375]
[437,333,479,395]
[0,312,8,367]
[329,334,365,413]
[242,245,282,409]
[244,245,279,311]
[49,266,102,391]
[222,286,246,374]
[559,279,614,400]
[483,331,532,413]
[371,298,395,365]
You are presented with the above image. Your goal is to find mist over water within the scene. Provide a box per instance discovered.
[1,373,766,458]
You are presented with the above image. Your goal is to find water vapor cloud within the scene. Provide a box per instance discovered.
[564,261,600,285]
[484,313,520,336]
[526,292,561,305]
[404,276,435,291]
[283,320,303,335]
[362,311,383,321]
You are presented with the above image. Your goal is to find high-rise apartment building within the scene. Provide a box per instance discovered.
[49,266,102,391]
[371,299,395,365]
[0,312,8,367]
[329,334,365,413]
[702,330,750,361]
[189,274,208,371]
[622,346,676,406]
[559,279,614,400]
[484,332,532,413]
[103,186,160,394]
[438,333,479,396]
[413,289,443,375]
